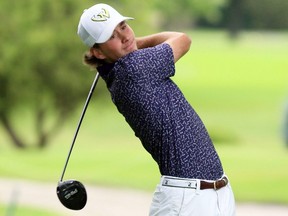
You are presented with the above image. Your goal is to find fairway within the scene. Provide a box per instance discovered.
[0,204,62,216]
[0,30,287,204]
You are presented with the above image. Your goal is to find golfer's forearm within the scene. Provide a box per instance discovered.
[166,33,191,62]
[136,32,189,49]
[136,32,191,63]
[136,32,169,48]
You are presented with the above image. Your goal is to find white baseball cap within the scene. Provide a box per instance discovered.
[77,3,133,47]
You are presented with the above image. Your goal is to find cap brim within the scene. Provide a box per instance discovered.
[96,17,134,44]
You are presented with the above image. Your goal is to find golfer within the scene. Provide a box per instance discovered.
[77,3,235,216]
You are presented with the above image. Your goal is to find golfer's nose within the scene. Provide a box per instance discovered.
[119,32,129,43]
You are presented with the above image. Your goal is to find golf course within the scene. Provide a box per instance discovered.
[0,30,287,215]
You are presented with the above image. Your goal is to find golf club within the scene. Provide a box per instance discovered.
[56,72,100,210]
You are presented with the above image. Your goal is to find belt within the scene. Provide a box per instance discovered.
[162,176,228,190]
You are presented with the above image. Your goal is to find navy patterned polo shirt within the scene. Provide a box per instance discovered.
[97,43,223,180]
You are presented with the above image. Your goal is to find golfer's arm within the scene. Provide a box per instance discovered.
[136,32,191,62]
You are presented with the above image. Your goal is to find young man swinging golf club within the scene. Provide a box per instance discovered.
[77,3,235,216]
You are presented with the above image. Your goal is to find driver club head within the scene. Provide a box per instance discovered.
[56,180,87,210]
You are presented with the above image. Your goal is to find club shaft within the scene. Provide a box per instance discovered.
[60,72,100,182]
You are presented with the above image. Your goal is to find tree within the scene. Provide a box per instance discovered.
[243,0,288,29]
[154,0,227,30]
[0,0,96,148]
[212,0,288,36]
[223,0,244,38]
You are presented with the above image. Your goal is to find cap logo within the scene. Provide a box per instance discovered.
[91,8,110,22]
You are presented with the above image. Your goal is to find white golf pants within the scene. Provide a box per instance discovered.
[149,175,236,216]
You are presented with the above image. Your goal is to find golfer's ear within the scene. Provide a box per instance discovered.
[90,47,106,60]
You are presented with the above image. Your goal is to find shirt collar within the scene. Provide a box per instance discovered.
[97,63,115,87]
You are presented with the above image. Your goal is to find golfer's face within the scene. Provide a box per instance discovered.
[98,21,137,62]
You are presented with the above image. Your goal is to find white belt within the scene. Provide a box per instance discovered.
[161,176,198,189]
[161,175,229,190]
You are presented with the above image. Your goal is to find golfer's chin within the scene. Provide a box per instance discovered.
[112,45,137,62]
[124,40,137,53]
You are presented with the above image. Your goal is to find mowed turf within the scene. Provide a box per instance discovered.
[0,204,62,216]
[0,30,287,204]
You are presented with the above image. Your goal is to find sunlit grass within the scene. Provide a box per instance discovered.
[0,204,63,216]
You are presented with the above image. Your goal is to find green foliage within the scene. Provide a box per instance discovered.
[154,0,226,29]
[244,0,288,29]
[0,0,95,148]
[0,0,93,108]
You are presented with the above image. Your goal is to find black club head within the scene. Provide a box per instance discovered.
[56,180,87,210]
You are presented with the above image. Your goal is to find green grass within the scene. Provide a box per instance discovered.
[0,30,288,204]
[0,204,62,216]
